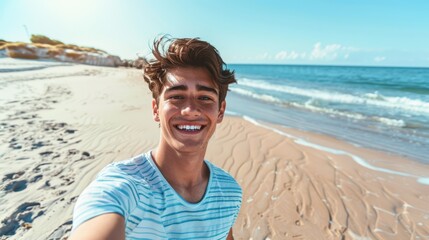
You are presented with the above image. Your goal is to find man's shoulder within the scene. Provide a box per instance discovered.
[206,161,242,193]
[96,153,153,186]
[206,161,236,180]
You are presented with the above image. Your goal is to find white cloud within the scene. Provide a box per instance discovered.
[261,52,269,59]
[288,51,299,60]
[275,50,300,60]
[310,42,342,60]
[255,42,359,63]
[275,51,287,60]
[374,56,386,62]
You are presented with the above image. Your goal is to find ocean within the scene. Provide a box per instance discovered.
[226,64,429,163]
[1,59,428,163]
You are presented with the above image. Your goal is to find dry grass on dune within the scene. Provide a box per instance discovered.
[46,48,63,58]
[30,34,64,45]
[30,34,107,54]
[0,41,106,61]
[0,42,29,50]
[65,51,84,61]
[0,35,125,67]
[0,42,39,59]
[55,44,107,54]
[0,35,108,58]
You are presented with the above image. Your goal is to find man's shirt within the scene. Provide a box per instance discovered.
[72,151,242,239]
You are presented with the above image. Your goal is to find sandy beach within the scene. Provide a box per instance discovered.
[1,59,429,239]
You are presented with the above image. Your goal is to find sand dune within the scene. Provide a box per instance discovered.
[0,59,428,239]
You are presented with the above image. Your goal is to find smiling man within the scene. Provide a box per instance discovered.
[70,37,242,240]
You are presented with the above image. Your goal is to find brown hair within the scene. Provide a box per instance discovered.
[143,36,236,107]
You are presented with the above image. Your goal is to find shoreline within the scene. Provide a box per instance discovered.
[226,90,429,164]
[0,59,428,239]
[238,115,429,186]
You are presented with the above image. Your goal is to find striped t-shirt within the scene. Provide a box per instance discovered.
[72,151,242,239]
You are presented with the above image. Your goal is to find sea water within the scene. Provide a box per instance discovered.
[226,64,429,163]
[1,59,428,163]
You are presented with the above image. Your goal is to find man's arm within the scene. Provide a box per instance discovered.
[226,228,234,240]
[69,213,125,240]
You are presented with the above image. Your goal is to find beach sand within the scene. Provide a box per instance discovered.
[1,59,428,239]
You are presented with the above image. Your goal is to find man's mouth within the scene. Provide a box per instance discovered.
[175,125,205,132]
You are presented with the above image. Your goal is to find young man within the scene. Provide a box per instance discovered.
[70,37,242,240]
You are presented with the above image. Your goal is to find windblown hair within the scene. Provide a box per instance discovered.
[143,36,236,107]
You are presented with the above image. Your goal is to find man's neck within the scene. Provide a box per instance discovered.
[151,146,210,203]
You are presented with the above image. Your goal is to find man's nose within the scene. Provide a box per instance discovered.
[181,100,201,117]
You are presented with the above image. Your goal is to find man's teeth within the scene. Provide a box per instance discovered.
[177,125,202,131]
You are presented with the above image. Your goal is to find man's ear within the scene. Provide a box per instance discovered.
[217,101,226,123]
[152,99,160,122]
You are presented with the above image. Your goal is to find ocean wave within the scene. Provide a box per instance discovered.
[293,101,406,127]
[232,86,407,128]
[237,78,429,115]
[292,101,367,121]
[230,88,282,103]
[225,110,241,116]
[375,117,406,127]
[347,80,429,95]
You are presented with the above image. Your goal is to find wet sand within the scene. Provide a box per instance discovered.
[0,59,428,239]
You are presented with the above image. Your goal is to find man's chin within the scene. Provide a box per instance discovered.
[172,141,208,153]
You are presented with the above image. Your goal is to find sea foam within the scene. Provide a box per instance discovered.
[231,88,282,103]
[232,83,408,128]
[237,78,429,115]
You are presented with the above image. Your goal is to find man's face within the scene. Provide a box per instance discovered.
[152,67,225,153]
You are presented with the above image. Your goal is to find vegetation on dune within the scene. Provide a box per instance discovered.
[46,48,62,58]
[30,34,107,54]
[65,51,84,61]
[1,43,38,59]
[30,34,64,46]
[0,39,6,46]
[0,34,138,67]
[0,42,28,50]
[0,35,106,54]
[55,44,107,54]
[0,35,109,60]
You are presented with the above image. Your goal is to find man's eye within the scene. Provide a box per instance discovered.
[170,95,184,100]
[199,96,213,101]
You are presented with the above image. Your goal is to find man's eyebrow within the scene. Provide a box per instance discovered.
[165,85,187,93]
[165,84,218,95]
[197,84,218,95]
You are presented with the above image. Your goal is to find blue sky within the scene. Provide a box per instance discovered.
[1,0,428,67]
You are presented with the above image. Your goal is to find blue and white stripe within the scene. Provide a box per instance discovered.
[72,151,242,239]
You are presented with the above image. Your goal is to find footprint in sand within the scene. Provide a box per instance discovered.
[65,129,77,134]
[9,142,22,150]
[31,141,50,150]
[39,151,54,157]
[2,171,25,181]
[3,180,28,192]
[30,174,43,183]
[46,219,73,240]
[0,202,44,236]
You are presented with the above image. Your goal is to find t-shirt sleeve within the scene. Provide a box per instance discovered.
[71,164,137,231]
